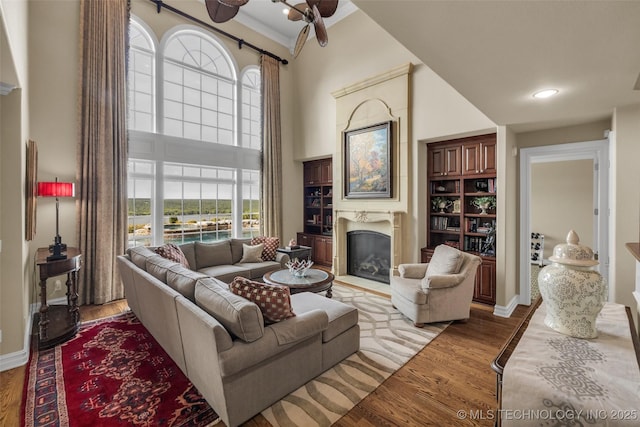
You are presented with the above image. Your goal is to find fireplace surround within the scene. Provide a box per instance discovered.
[333,210,402,292]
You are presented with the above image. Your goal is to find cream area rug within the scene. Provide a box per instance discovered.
[261,283,449,427]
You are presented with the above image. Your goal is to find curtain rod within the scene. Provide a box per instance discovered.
[149,0,288,65]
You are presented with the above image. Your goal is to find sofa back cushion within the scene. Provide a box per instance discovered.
[194,277,264,343]
[127,246,157,270]
[426,244,464,277]
[166,264,208,302]
[145,254,179,282]
[194,240,232,269]
[230,238,251,264]
[178,242,196,271]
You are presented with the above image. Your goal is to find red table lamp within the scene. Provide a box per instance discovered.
[37,178,75,261]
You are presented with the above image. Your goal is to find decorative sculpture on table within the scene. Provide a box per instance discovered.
[286,258,314,278]
[538,230,607,339]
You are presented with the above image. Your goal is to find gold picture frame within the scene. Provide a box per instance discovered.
[25,140,38,240]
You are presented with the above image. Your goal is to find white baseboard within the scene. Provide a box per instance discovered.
[493,294,520,318]
[0,297,67,372]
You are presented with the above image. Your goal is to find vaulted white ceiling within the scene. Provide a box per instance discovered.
[235,0,640,133]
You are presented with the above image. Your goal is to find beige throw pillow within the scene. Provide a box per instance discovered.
[240,243,264,263]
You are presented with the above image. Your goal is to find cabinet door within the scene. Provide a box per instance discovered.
[429,146,461,177]
[321,159,333,184]
[481,141,497,175]
[304,161,322,185]
[297,233,313,249]
[462,143,480,175]
[474,258,496,304]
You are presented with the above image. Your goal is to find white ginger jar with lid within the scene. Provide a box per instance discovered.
[538,230,607,339]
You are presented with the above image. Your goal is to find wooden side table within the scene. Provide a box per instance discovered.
[36,247,81,349]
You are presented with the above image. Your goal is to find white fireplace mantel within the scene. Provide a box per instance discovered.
[333,210,404,290]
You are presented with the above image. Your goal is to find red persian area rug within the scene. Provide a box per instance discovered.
[21,311,219,427]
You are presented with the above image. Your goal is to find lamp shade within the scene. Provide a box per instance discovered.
[37,181,75,198]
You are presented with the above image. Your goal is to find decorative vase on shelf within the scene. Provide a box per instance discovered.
[538,230,607,339]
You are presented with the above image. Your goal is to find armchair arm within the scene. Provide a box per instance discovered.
[398,263,429,279]
[421,272,466,290]
[275,252,290,267]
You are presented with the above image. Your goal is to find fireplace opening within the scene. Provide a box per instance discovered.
[347,230,391,284]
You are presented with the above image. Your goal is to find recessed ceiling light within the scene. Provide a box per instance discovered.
[282,8,289,15]
[533,89,559,99]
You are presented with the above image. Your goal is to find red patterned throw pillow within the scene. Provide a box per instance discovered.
[155,243,190,269]
[251,236,280,261]
[229,276,295,323]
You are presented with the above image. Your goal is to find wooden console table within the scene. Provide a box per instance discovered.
[36,247,81,349]
[492,299,640,426]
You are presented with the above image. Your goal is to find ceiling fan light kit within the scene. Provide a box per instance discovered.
[211,0,338,57]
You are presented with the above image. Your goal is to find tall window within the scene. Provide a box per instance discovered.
[128,20,155,132]
[241,68,261,149]
[127,18,261,247]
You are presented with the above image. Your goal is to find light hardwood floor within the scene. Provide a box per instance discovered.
[0,291,527,427]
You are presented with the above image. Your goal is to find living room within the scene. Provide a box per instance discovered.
[1,0,640,425]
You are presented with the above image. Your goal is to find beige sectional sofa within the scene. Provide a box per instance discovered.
[117,239,360,427]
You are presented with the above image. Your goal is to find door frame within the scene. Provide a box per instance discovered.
[519,138,610,305]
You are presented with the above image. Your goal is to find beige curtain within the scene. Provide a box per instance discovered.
[76,0,129,305]
[260,55,283,240]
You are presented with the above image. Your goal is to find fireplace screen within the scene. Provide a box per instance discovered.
[347,230,391,284]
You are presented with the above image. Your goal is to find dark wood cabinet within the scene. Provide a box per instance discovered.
[299,158,333,267]
[462,135,496,176]
[474,257,496,304]
[428,144,461,177]
[424,134,497,304]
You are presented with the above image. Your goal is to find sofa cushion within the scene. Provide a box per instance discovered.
[229,277,295,323]
[127,246,157,270]
[195,240,232,269]
[178,242,196,271]
[240,243,264,263]
[230,238,251,264]
[194,277,264,343]
[145,254,179,282]
[251,236,280,261]
[426,244,464,277]
[155,243,190,268]
[234,260,282,280]
[166,264,208,302]
[290,292,359,343]
[198,265,251,283]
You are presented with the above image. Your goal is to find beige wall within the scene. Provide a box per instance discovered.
[0,0,29,359]
[292,10,495,263]
[531,159,594,255]
[612,104,640,318]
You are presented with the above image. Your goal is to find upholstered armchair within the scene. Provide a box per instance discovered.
[390,245,481,327]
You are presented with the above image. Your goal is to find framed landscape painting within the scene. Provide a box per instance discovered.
[344,121,392,199]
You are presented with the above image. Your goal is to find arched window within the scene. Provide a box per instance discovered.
[162,30,236,144]
[241,68,261,149]
[127,22,262,247]
[128,18,156,132]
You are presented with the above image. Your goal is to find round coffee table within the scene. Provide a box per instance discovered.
[263,268,334,298]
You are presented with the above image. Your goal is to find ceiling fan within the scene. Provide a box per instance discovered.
[205,0,339,58]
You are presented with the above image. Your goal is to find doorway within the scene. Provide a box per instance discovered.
[519,139,610,305]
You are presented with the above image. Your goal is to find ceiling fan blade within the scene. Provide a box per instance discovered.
[205,0,239,23]
[287,3,306,21]
[294,24,310,58]
[218,0,249,6]
[306,0,338,18]
[312,4,328,47]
